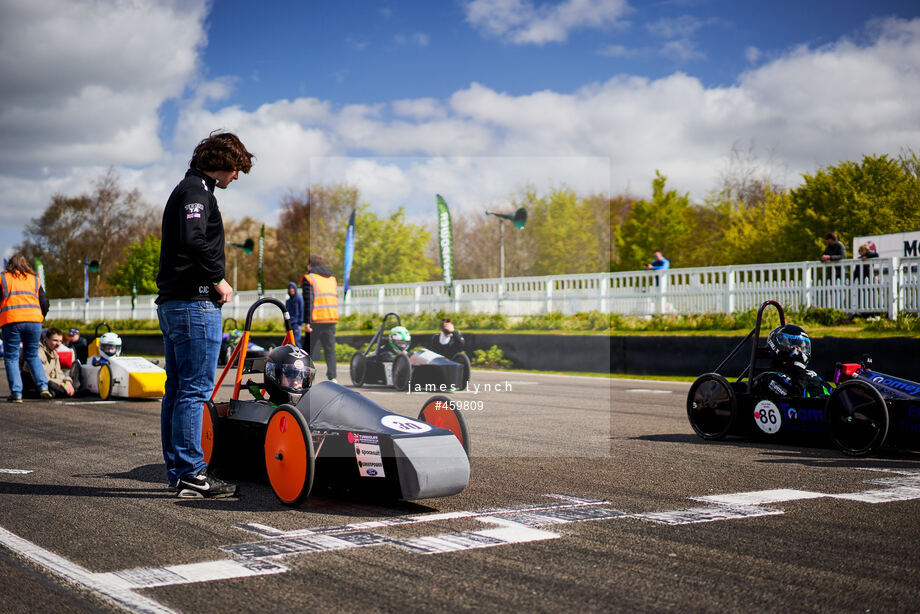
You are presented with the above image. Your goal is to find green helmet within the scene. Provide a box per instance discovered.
[388,326,411,353]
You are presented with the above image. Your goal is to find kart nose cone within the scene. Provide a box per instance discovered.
[392,434,470,500]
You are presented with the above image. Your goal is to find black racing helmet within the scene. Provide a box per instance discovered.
[766,324,812,366]
[264,344,316,403]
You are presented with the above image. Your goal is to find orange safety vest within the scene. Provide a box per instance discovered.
[302,273,339,323]
[0,272,43,326]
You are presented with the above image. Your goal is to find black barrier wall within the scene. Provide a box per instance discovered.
[122,333,919,379]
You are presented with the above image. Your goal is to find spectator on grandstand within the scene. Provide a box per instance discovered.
[857,244,879,260]
[820,232,846,262]
[645,251,670,270]
[857,243,880,281]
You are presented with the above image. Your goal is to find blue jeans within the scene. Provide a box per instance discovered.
[158,300,222,483]
[2,321,48,396]
[292,324,302,349]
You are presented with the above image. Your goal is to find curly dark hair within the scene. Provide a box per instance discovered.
[190,131,254,173]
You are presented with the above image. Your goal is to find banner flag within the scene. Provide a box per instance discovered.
[83,257,90,303]
[436,194,454,296]
[35,258,45,289]
[258,224,265,297]
[343,209,356,295]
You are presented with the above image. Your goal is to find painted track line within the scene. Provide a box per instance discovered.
[0,525,177,614]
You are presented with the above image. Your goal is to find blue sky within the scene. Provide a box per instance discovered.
[2,0,920,260]
[198,0,918,107]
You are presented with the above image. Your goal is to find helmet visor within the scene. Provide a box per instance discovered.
[782,333,811,362]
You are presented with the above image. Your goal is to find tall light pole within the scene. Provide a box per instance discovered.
[484,207,527,313]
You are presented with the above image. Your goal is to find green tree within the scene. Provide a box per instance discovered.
[336,205,436,285]
[16,168,156,298]
[614,171,692,270]
[108,235,161,295]
[720,187,798,264]
[529,187,604,275]
[789,152,920,261]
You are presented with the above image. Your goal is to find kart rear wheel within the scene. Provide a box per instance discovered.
[393,353,411,392]
[825,380,889,457]
[201,400,219,466]
[350,352,367,387]
[452,352,471,391]
[418,395,471,456]
[97,364,113,400]
[687,373,736,440]
[264,404,314,506]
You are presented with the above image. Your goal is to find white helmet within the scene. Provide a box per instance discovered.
[99,332,122,357]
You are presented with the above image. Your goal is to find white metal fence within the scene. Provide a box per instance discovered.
[47,257,920,322]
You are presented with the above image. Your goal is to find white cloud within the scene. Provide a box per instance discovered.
[465,0,631,45]
[0,0,207,173]
[660,38,705,62]
[395,32,431,46]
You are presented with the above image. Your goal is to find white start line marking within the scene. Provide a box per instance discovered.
[0,469,33,475]
[624,389,673,394]
[1,473,919,613]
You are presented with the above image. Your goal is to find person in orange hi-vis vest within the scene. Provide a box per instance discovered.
[301,254,339,382]
[0,254,51,402]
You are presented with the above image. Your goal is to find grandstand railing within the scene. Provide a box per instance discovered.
[47,257,920,321]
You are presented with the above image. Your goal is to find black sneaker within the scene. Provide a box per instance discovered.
[176,473,238,499]
[7,395,22,403]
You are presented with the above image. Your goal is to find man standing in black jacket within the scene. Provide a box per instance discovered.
[156,132,254,499]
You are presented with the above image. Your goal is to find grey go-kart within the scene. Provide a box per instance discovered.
[204,299,471,506]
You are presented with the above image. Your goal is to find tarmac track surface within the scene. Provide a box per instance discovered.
[0,365,918,613]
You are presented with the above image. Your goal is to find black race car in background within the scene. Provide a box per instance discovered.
[687,300,920,457]
[349,313,471,392]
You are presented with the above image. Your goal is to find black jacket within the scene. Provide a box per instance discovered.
[301,265,335,325]
[822,241,846,261]
[156,169,225,304]
[429,330,465,357]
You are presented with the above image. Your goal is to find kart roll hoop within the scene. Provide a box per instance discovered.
[710,299,785,394]
[210,297,295,402]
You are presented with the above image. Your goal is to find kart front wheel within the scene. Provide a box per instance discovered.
[687,373,736,440]
[452,352,471,391]
[350,352,367,387]
[97,364,113,400]
[418,395,471,456]
[393,353,411,392]
[825,380,889,457]
[264,405,314,506]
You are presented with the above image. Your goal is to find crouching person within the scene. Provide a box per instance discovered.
[24,327,75,398]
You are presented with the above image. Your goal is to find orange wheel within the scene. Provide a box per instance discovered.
[418,395,470,456]
[264,405,314,506]
[201,401,219,466]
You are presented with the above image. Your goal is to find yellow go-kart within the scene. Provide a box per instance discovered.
[74,323,166,400]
